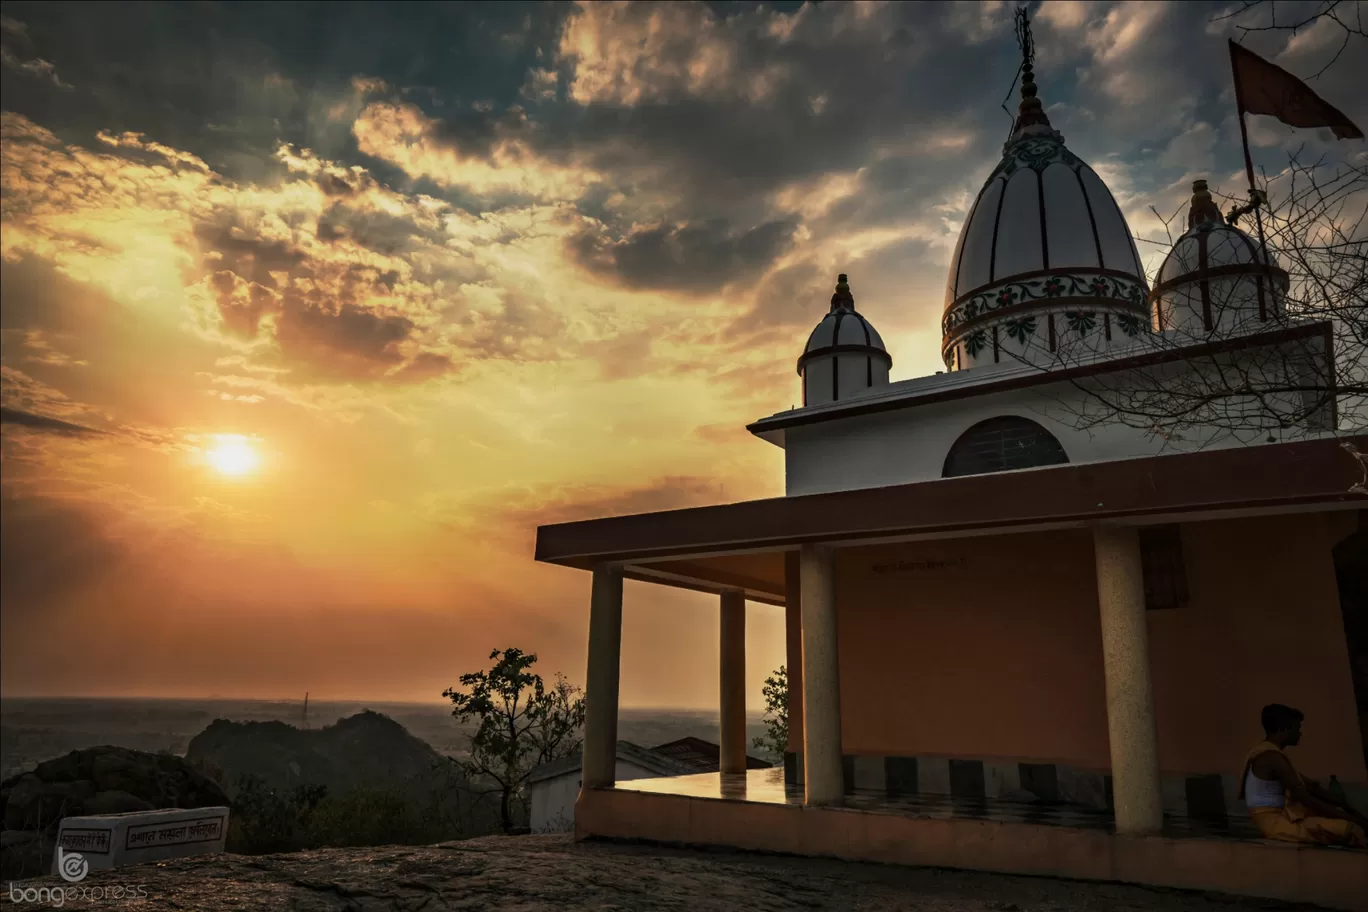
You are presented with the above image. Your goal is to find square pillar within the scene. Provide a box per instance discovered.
[581,564,623,790]
[1093,526,1163,835]
[783,551,805,782]
[800,543,843,806]
[719,589,748,774]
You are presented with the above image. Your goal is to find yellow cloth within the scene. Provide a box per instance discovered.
[1240,741,1366,848]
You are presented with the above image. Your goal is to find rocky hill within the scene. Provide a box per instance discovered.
[185,710,461,801]
[0,834,1302,912]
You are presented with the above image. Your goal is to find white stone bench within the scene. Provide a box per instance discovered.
[52,807,230,877]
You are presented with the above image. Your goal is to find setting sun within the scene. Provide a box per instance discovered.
[206,436,260,476]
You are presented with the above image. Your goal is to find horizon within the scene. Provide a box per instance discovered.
[0,693,761,713]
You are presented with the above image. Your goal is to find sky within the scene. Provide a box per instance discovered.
[2,0,1365,707]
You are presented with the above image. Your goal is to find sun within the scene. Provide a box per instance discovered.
[206,436,260,476]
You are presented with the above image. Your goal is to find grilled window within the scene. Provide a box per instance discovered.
[942,416,1069,478]
[1140,525,1188,610]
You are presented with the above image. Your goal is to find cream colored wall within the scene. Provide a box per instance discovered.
[818,513,1364,782]
[531,759,665,833]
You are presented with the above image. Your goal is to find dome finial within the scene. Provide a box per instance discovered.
[1187,179,1224,229]
[830,273,854,312]
[1011,8,1051,135]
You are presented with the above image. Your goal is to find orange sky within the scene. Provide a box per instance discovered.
[2,1,1361,707]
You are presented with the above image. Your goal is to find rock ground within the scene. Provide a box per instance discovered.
[1,834,1327,911]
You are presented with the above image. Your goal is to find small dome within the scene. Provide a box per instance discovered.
[1150,180,1288,337]
[798,274,892,407]
[941,62,1149,371]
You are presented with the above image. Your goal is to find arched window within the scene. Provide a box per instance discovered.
[942,416,1069,478]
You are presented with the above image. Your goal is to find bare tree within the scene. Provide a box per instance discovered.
[1039,151,1366,447]
[1016,4,1367,448]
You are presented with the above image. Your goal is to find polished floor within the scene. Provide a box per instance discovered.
[615,768,1265,841]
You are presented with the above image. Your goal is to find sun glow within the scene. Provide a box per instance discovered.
[206,436,260,476]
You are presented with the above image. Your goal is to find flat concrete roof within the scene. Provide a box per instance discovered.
[747,321,1333,445]
[535,436,1368,579]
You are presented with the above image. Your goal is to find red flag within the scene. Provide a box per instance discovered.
[1229,41,1364,140]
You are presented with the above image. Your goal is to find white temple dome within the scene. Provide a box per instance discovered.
[1150,180,1288,337]
[798,274,892,406]
[941,63,1149,371]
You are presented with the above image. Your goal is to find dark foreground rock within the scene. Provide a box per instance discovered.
[1,834,1323,911]
[0,746,229,880]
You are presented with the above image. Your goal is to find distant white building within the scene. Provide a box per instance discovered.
[528,741,694,833]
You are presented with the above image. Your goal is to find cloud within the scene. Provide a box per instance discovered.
[0,46,72,90]
[0,406,102,436]
[556,1,793,106]
[275,300,418,376]
[1158,120,1219,171]
[568,217,799,293]
[0,365,104,426]
[1037,1,1094,31]
[352,100,601,202]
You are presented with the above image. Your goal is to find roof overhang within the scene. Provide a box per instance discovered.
[747,320,1333,446]
[535,435,1367,584]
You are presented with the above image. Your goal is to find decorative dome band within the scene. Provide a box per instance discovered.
[942,268,1148,342]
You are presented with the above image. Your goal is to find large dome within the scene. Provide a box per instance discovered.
[798,274,891,406]
[941,63,1149,371]
[1150,180,1288,337]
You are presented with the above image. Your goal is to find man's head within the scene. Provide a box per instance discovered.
[1262,703,1305,746]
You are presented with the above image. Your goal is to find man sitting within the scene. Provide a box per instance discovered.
[1240,703,1367,847]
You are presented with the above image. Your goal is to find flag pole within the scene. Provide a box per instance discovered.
[1228,40,1273,321]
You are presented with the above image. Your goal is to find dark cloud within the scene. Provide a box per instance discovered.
[193,217,457,381]
[0,406,102,435]
[275,300,414,373]
[741,257,827,334]
[0,2,574,183]
[0,491,121,619]
[0,255,122,335]
[195,222,307,284]
[525,5,1011,216]
[568,217,798,293]
[315,202,443,257]
[387,350,457,383]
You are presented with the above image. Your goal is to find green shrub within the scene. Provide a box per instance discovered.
[228,776,464,854]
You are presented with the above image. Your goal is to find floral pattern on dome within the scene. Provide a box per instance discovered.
[942,271,1148,337]
[986,135,1085,182]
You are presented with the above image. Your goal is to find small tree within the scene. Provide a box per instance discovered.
[751,665,789,761]
[443,648,585,833]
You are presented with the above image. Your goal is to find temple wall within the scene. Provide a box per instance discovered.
[783,361,1324,497]
[784,512,1365,782]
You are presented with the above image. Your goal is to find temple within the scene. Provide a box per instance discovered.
[532,28,1367,911]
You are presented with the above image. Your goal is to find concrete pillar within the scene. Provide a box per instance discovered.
[719,590,747,774]
[800,543,843,806]
[784,551,804,759]
[581,564,624,790]
[1093,526,1163,835]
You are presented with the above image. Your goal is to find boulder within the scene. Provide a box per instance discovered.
[0,829,45,881]
[0,746,230,881]
[84,789,156,816]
